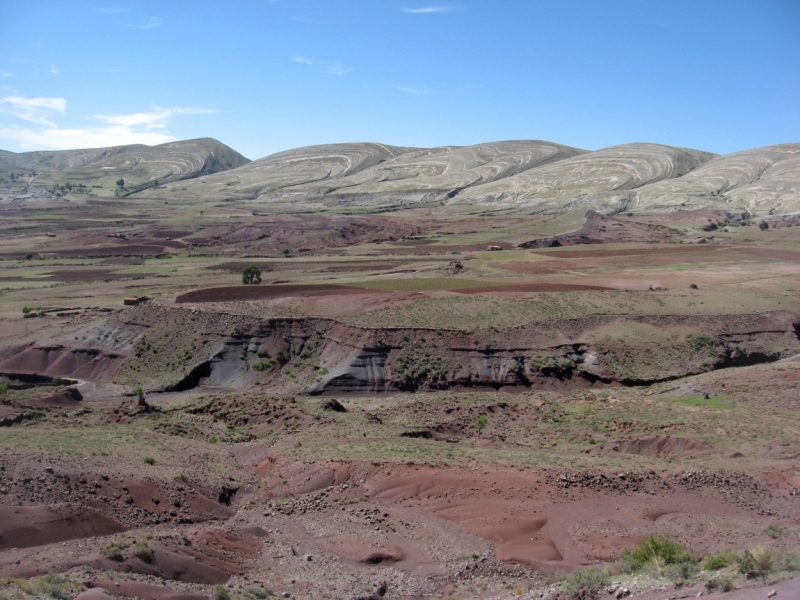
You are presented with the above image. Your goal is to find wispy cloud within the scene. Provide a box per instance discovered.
[0,95,66,126]
[291,56,315,65]
[397,86,431,95]
[98,7,128,14]
[0,100,215,150]
[48,64,59,74]
[326,63,352,76]
[1,73,11,78]
[291,56,352,76]
[402,6,455,13]
[119,16,160,29]
[292,16,356,25]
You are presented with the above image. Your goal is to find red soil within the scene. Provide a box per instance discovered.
[175,284,379,303]
[52,245,167,257]
[0,505,125,550]
[590,435,715,457]
[92,579,208,600]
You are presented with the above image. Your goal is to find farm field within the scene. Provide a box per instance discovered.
[1,143,800,600]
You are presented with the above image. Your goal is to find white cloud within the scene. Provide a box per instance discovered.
[0,101,215,150]
[402,6,455,13]
[0,126,176,149]
[397,86,430,95]
[1,73,12,78]
[291,57,352,75]
[0,95,66,125]
[119,16,160,29]
[48,64,59,74]
[327,63,352,76]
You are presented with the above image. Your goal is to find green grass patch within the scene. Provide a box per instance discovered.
[664,395,734,410]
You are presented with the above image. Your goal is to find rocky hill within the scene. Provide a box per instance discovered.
[3,137,799,217]
[0,137,249,200]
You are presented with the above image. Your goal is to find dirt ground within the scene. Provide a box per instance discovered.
[1,201,799,599]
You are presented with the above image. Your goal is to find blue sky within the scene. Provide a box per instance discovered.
[1,0,798,159]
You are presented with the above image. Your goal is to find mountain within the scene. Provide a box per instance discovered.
[151,140,586,205]
[3,137,799,217]
[631,144,800,216]
[454,143,716,213]
[0,138,249,198]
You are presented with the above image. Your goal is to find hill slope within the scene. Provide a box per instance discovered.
[0,138,249,199]
[455,143,716,213]
[632,143,800,217]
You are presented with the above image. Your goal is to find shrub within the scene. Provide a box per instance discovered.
[474,415,488,429]
[257,348,269,358]
[233,586,274,600]
[762,525,786,539]
[622,534,692,570]
[759,221,769,230]
[252,361,269,372]
[143,456,155,465]
[701,550,734,570]
[562,566,610,599]
[664,560,698,584]
[705,573,736,593]
[134,386,144,402]
[738,546,774,579]
[686,333,715,351]
[275,350,286,364]
[102,539,129,561]
[319,367,329,376]
[134,539,155,563]
[22,573,72,599]
[214,586,231,600]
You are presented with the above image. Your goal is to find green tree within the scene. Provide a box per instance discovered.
[116,179,125,188]
[759,221,769,230]
[242,265,262,285]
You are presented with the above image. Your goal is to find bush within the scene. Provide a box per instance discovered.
[759,221,769,230]
[738,546,774,579]
[233,586,274,600]
[22,573,72,599]
[705,573,736,593]
[702,550,734,570]
[143,456,155,465]
[763,525,787,539]
[562,566,610,599]
[686,333,715,351]
[252,361,270,372]
[664,560,698,585]
[257,348,269,358]
[102,539,129,561]
[622,534,692,570]
[134,539,155,563]
[474,415,488,429]
[214,586,231,600]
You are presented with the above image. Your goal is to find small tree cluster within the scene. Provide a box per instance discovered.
[242,265,262,285]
